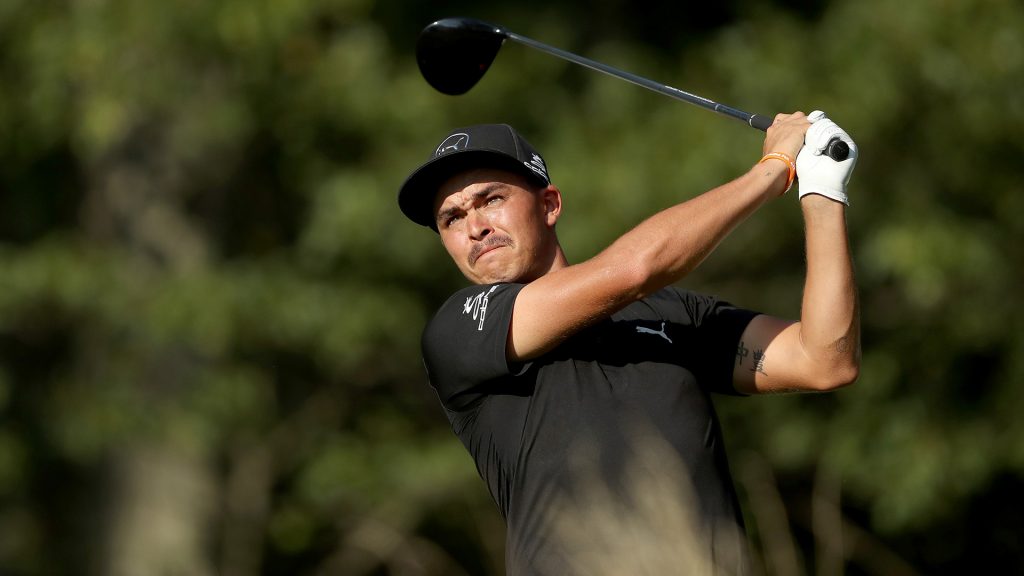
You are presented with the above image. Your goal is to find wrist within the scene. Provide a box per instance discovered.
[758,152,796,195]
[798,186,850,206]
[800,193,849,229]
[800,192,846,212]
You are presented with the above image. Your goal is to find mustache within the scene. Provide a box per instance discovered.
[468,235,513,266]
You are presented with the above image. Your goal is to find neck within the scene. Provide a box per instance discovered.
[549,245,569,272]
[521,242,568,283]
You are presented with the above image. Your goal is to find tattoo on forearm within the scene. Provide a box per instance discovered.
[736,341,749,366]
[751,349,767,375]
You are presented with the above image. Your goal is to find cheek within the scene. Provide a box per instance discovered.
[501,202,536,233]
[440,235,464,261]
[444,239,481,277]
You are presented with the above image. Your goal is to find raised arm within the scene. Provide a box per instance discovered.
[508,113,812,361]
[732,112,860,394]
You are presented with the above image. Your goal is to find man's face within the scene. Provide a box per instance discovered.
[434,168,560,285]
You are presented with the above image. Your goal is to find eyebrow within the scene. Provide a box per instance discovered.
[436,183,506,225]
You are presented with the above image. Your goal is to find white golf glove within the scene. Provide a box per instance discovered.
[796,110,858,205]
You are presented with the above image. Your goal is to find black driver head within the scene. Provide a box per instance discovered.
[416,17,507,95]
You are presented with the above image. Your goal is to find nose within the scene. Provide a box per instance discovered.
[467,208,492,240]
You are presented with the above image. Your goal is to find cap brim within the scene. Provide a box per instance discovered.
[398,149,547,231]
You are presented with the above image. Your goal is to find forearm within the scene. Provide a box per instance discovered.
[798,194,860,384]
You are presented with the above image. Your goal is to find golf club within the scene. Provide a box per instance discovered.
[417,17,849,161]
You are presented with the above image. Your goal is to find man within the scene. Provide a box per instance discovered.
[398,111,859,575]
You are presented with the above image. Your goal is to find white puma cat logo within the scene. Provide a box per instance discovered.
[636,321,672,344]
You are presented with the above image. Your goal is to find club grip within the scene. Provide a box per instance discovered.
[752,113,850,161]
[749,113,773,131]
[823,137,850,161]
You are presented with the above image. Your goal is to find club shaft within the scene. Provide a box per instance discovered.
[505,31,770,131]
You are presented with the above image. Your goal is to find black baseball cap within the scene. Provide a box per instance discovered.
[398,124,551,230]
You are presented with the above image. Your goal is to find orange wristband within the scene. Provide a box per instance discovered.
[758,152,796,194]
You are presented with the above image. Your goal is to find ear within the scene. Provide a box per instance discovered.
[539,185,562,227]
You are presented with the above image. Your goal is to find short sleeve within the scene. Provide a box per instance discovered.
[422,283,525,410]
[667,287,760,395]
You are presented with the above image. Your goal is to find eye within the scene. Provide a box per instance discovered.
[485,195,503,206]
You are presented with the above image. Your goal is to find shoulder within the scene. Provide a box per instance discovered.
[437,283,521,312]
[421,283,527,410]
[425,284,525,332]
[645,286,695,304]
[422,283,526,358]
[643,285,713,305]
[639,286,721,321]
[640,286,761,335]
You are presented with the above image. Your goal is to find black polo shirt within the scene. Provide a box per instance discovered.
[423,283,759,575]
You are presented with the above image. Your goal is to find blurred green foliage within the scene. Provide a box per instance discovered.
[0,0,1022,574]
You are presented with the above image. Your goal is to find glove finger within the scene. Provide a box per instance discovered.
[822,122,857,157]
[807,110,828,123]
[807,119,851,150]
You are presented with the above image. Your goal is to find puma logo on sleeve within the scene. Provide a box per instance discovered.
[636,321,673,344]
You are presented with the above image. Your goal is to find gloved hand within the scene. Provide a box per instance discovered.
[796,110,858,205]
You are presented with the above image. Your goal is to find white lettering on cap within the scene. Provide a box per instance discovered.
[524,153,549,182]
[436,133,469,156]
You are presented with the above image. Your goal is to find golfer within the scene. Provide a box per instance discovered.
[398,111,859,575]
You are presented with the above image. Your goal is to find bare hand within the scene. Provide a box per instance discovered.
[763,112,811,159]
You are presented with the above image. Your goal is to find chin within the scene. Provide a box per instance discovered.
[469,267,525,285]
[471,273,513,285]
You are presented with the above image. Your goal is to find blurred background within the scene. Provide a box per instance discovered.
[0,0,1022,574]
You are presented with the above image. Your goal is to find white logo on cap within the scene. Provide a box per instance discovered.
[436,133,469,156]
[524,153,549,182]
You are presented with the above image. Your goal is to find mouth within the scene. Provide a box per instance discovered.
[469,236,512,266]
[475,244,504,263]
